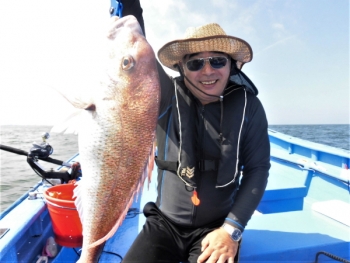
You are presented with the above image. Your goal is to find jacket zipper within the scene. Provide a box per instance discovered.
[191,104,205,226]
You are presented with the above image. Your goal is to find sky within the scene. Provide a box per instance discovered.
[0,0,349,126]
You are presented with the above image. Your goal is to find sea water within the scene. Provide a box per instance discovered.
[1,124,349,212]
[1,125,78,212]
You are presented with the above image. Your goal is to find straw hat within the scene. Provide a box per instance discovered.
[158,23,253,71]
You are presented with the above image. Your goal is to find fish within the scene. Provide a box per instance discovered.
[52,15,160,262]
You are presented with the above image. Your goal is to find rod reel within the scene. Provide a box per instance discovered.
[1,132,81,184]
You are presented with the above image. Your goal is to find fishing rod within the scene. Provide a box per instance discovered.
[0,132,81,184]
[0,144,70,167]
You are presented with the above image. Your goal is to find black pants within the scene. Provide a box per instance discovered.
[123,202,239,263]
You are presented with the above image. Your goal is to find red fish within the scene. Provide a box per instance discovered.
[54,16,160,262]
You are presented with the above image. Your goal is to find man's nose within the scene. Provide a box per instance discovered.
[201,59,215,74]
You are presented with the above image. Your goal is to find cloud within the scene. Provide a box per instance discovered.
[272,23,285,30]
[141,0,261,52]
[255,34,297,56]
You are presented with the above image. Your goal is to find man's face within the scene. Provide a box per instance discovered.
[181,51,231,105]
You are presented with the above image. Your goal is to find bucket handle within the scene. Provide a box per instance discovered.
[45,199,77,210]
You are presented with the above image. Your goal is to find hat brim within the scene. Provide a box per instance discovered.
[157,35,253,71]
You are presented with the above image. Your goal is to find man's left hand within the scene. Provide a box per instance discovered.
[197,227,238,263]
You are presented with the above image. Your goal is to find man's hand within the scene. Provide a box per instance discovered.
[197,227,238,263]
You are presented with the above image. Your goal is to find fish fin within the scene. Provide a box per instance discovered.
[50,87,96,135]
[73,179,85,234]
[50,109,85,135]
[147,141,156,187]
[54,87,96,111]
[134,140,156,200]
[87,142,156,249]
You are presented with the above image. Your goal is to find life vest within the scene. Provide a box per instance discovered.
[156,78,247,188]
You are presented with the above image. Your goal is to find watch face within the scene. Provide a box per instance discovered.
[232,229,242,241]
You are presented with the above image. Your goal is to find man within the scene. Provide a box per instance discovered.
[122,1,270,262]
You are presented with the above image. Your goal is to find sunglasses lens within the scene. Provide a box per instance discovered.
[186,57,228,71]
[186,59,205,71]
[209,57,228,69]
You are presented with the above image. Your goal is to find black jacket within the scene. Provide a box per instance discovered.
[156,70,270,231]
[122,0,270,231]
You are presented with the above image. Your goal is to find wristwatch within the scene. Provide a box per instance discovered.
[222,223,242,242]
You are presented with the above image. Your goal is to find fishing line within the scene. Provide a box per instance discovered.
[73,247,123,261]
[73,248,81,257]
[315,251,350,263]
[102,251,123,261]
[126,208,142,218]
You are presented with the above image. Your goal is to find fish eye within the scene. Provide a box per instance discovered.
[121,56,134,70]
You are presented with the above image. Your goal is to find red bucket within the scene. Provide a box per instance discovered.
[44,183,83,247]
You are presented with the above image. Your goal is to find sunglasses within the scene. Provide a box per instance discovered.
[185,56,229,71]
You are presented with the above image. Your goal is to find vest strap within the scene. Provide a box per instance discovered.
[155,157,178,172]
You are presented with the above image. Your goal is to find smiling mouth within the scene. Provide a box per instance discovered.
[200,80,217,85]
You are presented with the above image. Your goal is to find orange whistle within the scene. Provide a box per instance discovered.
[191,190,200,206]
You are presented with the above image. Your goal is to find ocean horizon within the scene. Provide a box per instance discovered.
[1,124,349,212]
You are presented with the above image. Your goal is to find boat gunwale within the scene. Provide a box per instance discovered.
[0,181,42,220]
[268,129,350,157]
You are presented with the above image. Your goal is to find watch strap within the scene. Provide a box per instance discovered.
[222,223,242,241]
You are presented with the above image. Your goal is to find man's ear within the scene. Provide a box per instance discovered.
[174,63,185,81]
[230,59,240,76]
